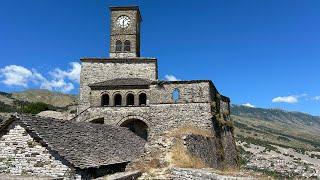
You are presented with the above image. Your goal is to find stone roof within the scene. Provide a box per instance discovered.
[89,78,152,88]
[1,114,146,169]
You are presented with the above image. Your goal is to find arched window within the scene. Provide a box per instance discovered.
[115,40,122,52]
[172,88,180,103]
[101,94,109,106]
[114,94,122,106]
[139,93,147,106]
[126,93,134,106]
[120,119,148,140]
[124,40,131,52]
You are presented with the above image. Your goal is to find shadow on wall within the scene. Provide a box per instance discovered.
[120,119,148,140]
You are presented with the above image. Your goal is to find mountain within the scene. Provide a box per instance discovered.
[11,89,78,107]
[231,105,320,151]
[0,89,78,114]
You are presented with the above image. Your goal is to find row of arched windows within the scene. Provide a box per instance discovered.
[116,40,131,52]
[101,93,147,107]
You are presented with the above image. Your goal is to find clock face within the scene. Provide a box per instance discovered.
[116,15,131,28]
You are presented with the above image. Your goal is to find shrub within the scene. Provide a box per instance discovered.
[21,102,49,114]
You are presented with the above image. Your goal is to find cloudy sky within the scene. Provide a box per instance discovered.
[0,0,319,115]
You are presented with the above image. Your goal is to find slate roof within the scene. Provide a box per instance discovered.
[89,78,152,88]
[1,114,146,169]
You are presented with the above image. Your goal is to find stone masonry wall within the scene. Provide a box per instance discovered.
[90,88,149,107]
[0,122,78,179]
[183,132,238,169]
[76,103,213,140]
[89,82,212,107]
[79,60,157,112]
[110,9,140,58]
[149,82,212,104]
[183,134,223,169]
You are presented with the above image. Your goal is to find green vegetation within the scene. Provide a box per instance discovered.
[0,90,70,114]
[237,146,251,167]
[0,102,17,112]
[237,135,278,152]
[277,136,291,142]
[21,102,51,114]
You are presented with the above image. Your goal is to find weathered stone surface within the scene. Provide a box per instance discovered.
[183,134,223,169]
[169,168,252,180]
[79,59,158,112]
[103,170,142,180]
[183,132,238,169]
[37,111,75,120]
[0,123,76,179]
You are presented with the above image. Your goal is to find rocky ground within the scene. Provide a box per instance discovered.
[238,141,320,178]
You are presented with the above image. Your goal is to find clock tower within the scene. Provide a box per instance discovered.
[109,6,142,58]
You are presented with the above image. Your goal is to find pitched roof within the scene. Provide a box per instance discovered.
[89,78,152,88]
[3,114,146,169]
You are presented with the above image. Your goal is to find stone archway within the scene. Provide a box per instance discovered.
[120,119,148,140]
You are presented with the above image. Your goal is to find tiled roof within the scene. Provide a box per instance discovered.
[3,114,146,169]
[89,78,152,88]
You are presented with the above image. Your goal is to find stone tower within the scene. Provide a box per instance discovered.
[109,6,142,58]
[77,5,238,169]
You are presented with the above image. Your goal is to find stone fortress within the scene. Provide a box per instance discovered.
[76,6,233,143]
[0,5,238,179]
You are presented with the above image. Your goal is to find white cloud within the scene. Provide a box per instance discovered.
[0,65,33,87]
[0,62,81,93]
[40,79,74,93]
[242,103,255,108]
[272,95,299,104]
[50,62,81,83]
[164,74,181,81]
[313,96,320,101]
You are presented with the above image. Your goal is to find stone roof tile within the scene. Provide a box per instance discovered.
[9,114,146,169]
[89,78,152,88]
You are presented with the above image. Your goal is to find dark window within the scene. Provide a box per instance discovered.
[126,93,134,106]
[101,94,109,106]
[124,40,131,52]
[116,40,122,52]
[139,93,147,106]
[120,119,148,140]
[90,118,104,124]
[114,94,122,106]
[172,88,180,102]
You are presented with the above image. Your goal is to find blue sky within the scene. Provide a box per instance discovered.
[0,0,319,115]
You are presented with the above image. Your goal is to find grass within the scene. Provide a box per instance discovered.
[170,125,213,138]
[170,141,206,169]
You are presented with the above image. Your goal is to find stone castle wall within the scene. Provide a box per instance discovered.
[76,103,213,140]
[90,88,149,107]
[148,82,213,104]
[183,132,238,169]
[88,81,214,107]
[79,59,157,112]
[0,122,79,179]
[77,81,232,141]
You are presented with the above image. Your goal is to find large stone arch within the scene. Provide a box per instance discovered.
[117,115,150,140]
